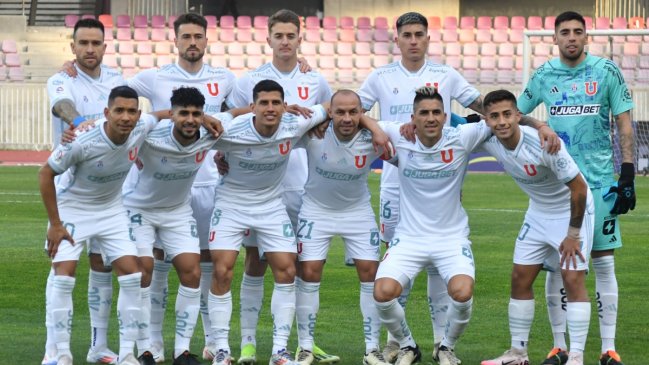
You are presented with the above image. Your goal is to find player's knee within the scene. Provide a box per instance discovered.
[140,271,152,287]
[179,266,201,287]
[448,277,474,302]
[373,278,401,302]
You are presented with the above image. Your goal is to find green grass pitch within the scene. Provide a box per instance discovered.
[1,166,647,364]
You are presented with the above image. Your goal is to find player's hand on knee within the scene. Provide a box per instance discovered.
[215,151,229,175]
[610,162,636,215]
[47,224,75,258]
[559,235,585,270]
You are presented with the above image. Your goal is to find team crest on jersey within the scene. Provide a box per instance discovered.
[161,156,167,164]
[408,151,414,159]
[571,84,578,92]
[584,81,598,96]
[96,160,104,168]
[321,152,327,161]
[524,164,537,176]
[206,82,219,96]
[83,96,88,102]
[354,155,367,169]
[245,148,252,157]
[556,157,568,170]
[208,230,215,242]
[441,149,454,163]
[195,151,207,163]
[279,140,291,155]
[128,147,138,161]
[393,87,399,94]
[297,86,309,100]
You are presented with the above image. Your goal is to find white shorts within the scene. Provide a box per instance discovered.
[375,234,475,288]
[209,205,296,253]
[515,210,594,272]
[379,187,399,243]
[241,190,303,249]
[297,209,380,262]
[191,184,217,250]
[49,206,137,264]
[127,204,200,260]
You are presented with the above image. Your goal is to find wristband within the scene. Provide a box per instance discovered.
[567,226,581,240]
[72,116,86,127]
[620,162,635,179]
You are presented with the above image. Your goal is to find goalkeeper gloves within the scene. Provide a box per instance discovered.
[609,162,636,214]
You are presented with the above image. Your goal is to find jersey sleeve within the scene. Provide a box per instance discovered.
[46,73,75,107]
[47,142,83,174]
[140,113,159,133]
[226,73,253,108]
[296,104,328,134]
[448,68,481,108]
[358,71,379,111]
[126,69,156,100]
[544,139,581,183]
[316,75,333,104]
[517,70,544,114]
[604,61,635,116]
[458,121,493,151]
[222,69,237,101]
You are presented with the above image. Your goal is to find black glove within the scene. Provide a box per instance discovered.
[610,162,636,214]
[465,114,482,123]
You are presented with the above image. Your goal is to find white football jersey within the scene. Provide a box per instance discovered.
[301,125,381,215]
[359,60,480,188]
[480,126,588,217]
[382,121,491,239]
[122,112,233,210]
[214,105,328,211]
[46,64,126,147]
[48,115,157,209]
[226,62,333,191]
[128,63,236,187]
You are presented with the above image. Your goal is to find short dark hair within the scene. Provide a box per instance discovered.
[396,12,428,32]
[413,86,443,111]
[555,11,586,30]
[253,79,284,102]
[171,87,205,109]
[331,89,361,106]
[173,13,207,36]
[73,18,105,39]
[108,86,139,106]
[483,89,518,111]
[268,9,301,34]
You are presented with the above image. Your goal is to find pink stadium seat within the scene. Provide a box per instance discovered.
[515,43,524,56]
[220,29,235,43]
[534,44,551,56]
[629,16,645,28]
[391,44,401,56]
[133,15,147,28]
[104,28,114,41]
[459,29,475,42]
[543,16,556,30]
[355,59,372,82]
[641,43,649,55]
[137,42,152,55]
[8,66,24,81]
[2,40,17,53]
[116,28,132,41]
[237,29,253,42]
[492,29,508,43]
[300,42,317,56]
[509,29,524,43]
[479,57,497,84]
[527,16,542,30]
[442,29,458,42]
[340,16,354,29]
[481,42,497,56]
[612,17,627,29]
[116,14,130,28]
[443,16,457,29]
[246,42,263,56]
[446,42,461,56]
[319,55,336,70]
[103,54,118,68]
[138,55,155,69]
[154,41,171,55]
[445,56,461,69]
[81,14,95,20]
[621,43,640,69]
[151,15,166,29]
[337,59,354,84]
[209,55,227,68]
[639,55,649,68]
[340,28,355,42]
[98,14,113,28]
[357,17,371,29]
[253,28,268,42]
[498,43,515,56]
[460,16,475,29]
[355,42,371,56]
[229,56,245,71]
[157,55,173,67]
[322,29,337,42]
[305,16,320,29]
[263,43,272,55]
[202,15,216,29]
[120,54,136,69]
[237,16,251,28]
[209,43,225,55]
[104,42,116,54]
[595,17,610,29]
[0,66,6,81]
[497,55,515,70]
[510,16,526,30]
[428,42,443,57]
[305,28,320,42]
[133,28,148,41]
[375,17,389,29]
[463,42,479,56]
[228,43,244,56]
[587,43,606,56]
[65,14,79,28]
[118,41,134,54]
[428,16,441,30]
[584,16,593,29]
[254,15,268,29]
[621,69,635,84]
[374,28,390,42]
[532,56,546,69]
[337,42,353,55]
[496,60,515,84]
[373,42,390,55]
[462,56,479,84]
[476,28,491,43]
[356,28,372,42]
[319,42,335,56]
[168,15,178,27]
[323,16,336,29]
[494,16,508,29]
[4,53,21,67]
[477,16,492,29]
[220,16,234,29]
[247,56,264,69]
[151,28,166,41]
[372,54,391,67]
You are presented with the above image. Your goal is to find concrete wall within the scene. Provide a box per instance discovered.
[460,0,595,18]
[324,0,459,19]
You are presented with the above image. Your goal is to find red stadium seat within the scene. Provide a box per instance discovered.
[204,15,217,29]
[584,16,593,29]
[98,14,113,28]
[357,17,371,29]
[427,16,441,30]
[493,16,508,29]
[543,16,556,30]
[340,16,354,29]
[116,14,130,28]
[527,16,542,30]
[510,16,526,30]
[237,16,251,28]
[168,15,178,28]
[477,16,492,30]
[595,17,610,29]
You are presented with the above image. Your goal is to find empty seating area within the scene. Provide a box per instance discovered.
[4,14,649,86]
[0,40,25,81]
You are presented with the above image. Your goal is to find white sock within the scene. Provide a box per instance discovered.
[208,291,232,352]
[296,278,319,351]
[545,270,568,349]
[88,270,112,350]
[566,302,591,353]
[426,269,449,344]
[441,298,473,349]
[174,285,201,357]
[387,279,413,344]
[271,282,296,354]
[593,256,618,352]
[509,298,534,350]
[150,259,171,345]
[360,282,380,352]
[199,262,213,345]
[51,275,76,357]
[376,298,416,348]
[240,273,263,348]
[117,272,142,361]
[45,268,57,358]
[137,286,151,355]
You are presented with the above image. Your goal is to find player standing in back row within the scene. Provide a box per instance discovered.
[518,11,636,365]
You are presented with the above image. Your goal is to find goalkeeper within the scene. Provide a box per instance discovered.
[517,10,636,365]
